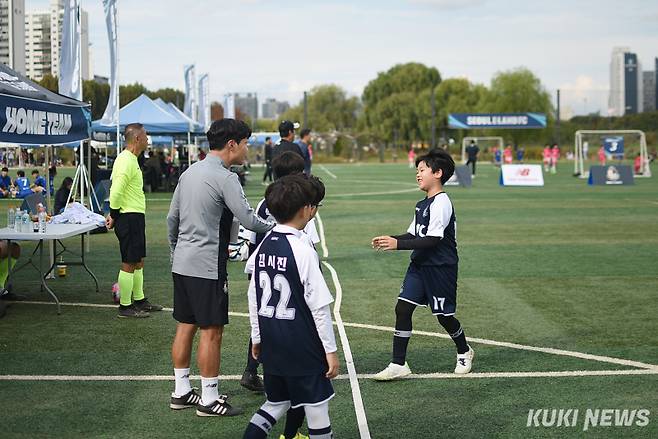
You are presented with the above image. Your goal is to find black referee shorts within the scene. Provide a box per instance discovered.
[172,273,229,327]
[114,213,146,264]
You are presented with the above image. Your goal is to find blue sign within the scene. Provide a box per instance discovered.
[448,113,547,129]
[0,94,91,144]
[603,136,624,155]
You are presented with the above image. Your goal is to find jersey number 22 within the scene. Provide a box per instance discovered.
[258,272,296,320]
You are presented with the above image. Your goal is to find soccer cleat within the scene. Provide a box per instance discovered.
[372,362,412,381]
[196,395,243,417]
[239,370,264,392]
[454,345,475,374]
[134,298,163,312]
[117,304,150,318]
[279,434,310,439]
[170,388,201,410]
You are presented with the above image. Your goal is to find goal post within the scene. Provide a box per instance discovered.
[461,136,504,163]
[574,130,650,178]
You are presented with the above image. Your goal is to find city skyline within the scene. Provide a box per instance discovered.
[24,0,658,116]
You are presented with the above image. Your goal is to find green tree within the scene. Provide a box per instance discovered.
[281,84,360,132]
[119,82,149,107]
[38,74,58,93]
[480,67,554,144]
[362,62,441,143]
[149,88,185,110]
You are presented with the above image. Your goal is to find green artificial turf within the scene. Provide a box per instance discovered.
[1,161,656,438]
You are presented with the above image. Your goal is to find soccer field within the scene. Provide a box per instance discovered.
[1,162,657,438]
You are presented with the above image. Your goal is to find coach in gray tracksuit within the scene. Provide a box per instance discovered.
[166,119,274,416]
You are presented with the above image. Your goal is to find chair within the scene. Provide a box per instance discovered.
[21,192,48,215]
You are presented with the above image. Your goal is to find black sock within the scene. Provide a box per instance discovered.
[392,300,415,365]
[283,407,306,439]
[245,339,258,374]
[308,426,333,438]
[437,315,469,354]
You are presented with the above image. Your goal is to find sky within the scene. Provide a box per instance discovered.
[29,0,658,116]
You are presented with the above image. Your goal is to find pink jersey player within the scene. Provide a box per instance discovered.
[542,146,552,171]
[598,147,606,165]
[503,146,513,164]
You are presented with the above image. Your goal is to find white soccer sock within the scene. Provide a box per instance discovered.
[173,368,192,397]
[201,376,219,406]
[305,402,333,438]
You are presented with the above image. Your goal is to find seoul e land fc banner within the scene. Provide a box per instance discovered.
[603,137,624,155]
[448,113,547,129]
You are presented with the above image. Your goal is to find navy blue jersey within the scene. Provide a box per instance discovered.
[249,199,320,251]
[246,225,334,376]
[406,192,458,266]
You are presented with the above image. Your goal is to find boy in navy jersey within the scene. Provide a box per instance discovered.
[243,174,339,439]
[371,148,474,380]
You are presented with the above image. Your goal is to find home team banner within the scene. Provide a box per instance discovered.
[449,113,547,129]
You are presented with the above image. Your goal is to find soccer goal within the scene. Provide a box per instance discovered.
[574,130,650,178]
[461,136,504,163]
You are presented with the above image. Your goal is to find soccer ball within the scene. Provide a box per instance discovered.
[111,282,120,303]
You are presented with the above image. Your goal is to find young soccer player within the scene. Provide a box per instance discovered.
[371,148,474,381]
[243,153,324,439]
[243,174,339,439]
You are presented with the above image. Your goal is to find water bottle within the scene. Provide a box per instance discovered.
[14,210,22,232]
[21,211,30,233]
[38,206,47,234]
[7,206,14,229]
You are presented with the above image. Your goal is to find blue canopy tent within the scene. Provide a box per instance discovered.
[153,98,204,134]
[0,63,91,145]
[91,94,195,134]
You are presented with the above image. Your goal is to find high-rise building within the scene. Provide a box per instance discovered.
[643,71,656,113]
[25,11,51,80]
[49,0,90,80]
[261,98,291,119]
[234,93,258,121]
[0,0,26,74]
[609,47,643,116]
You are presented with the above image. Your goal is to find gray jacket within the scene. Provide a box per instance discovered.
[167,154,274,280]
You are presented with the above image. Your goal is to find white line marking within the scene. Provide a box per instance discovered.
[2,369,657,382]
[315,212,329,259]
[319,165,337,179]
[342,322,658,370]
[323,260,371,439]
[327,188,418,198]
[16,301,658,370]
[316,211,371,438]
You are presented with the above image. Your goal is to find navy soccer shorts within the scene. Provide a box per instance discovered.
[398,263,458,315]
[264,373,335,408]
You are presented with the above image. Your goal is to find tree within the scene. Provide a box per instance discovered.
[38,74,58,93]
[119,82,148,107]
[281,84,360,132]
[148,88,185,110]
[210,101,224,121]
[480,68,554,144]
[362,62,441,143]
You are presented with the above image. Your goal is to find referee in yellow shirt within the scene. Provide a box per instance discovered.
[106,123,162,318]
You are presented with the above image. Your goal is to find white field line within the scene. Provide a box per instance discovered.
[315,212,330,259]
[327,188,418,198]
[316,211,371,439]
[3,369,658,382]
[17,300,658,371]
[319,164,337,179]
[323,260,372,439]
[343,322,658,371]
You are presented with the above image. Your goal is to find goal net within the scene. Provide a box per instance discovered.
[574,130,650,178]
[461,137,504,163]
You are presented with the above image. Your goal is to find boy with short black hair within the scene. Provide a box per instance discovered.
[0,167,12,198]
[371,148,474,380]
[14,170,31,198]
[243,174,338,439]
[31,169,46,192]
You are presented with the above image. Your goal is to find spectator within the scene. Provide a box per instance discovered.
[0,167,12,198]
[54,177,74,214]
[262,137,274,183]
[273,120,303,164]
[298,128,312,174]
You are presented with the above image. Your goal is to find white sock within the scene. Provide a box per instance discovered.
[173,368,192,397]
[201,376,219,406]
